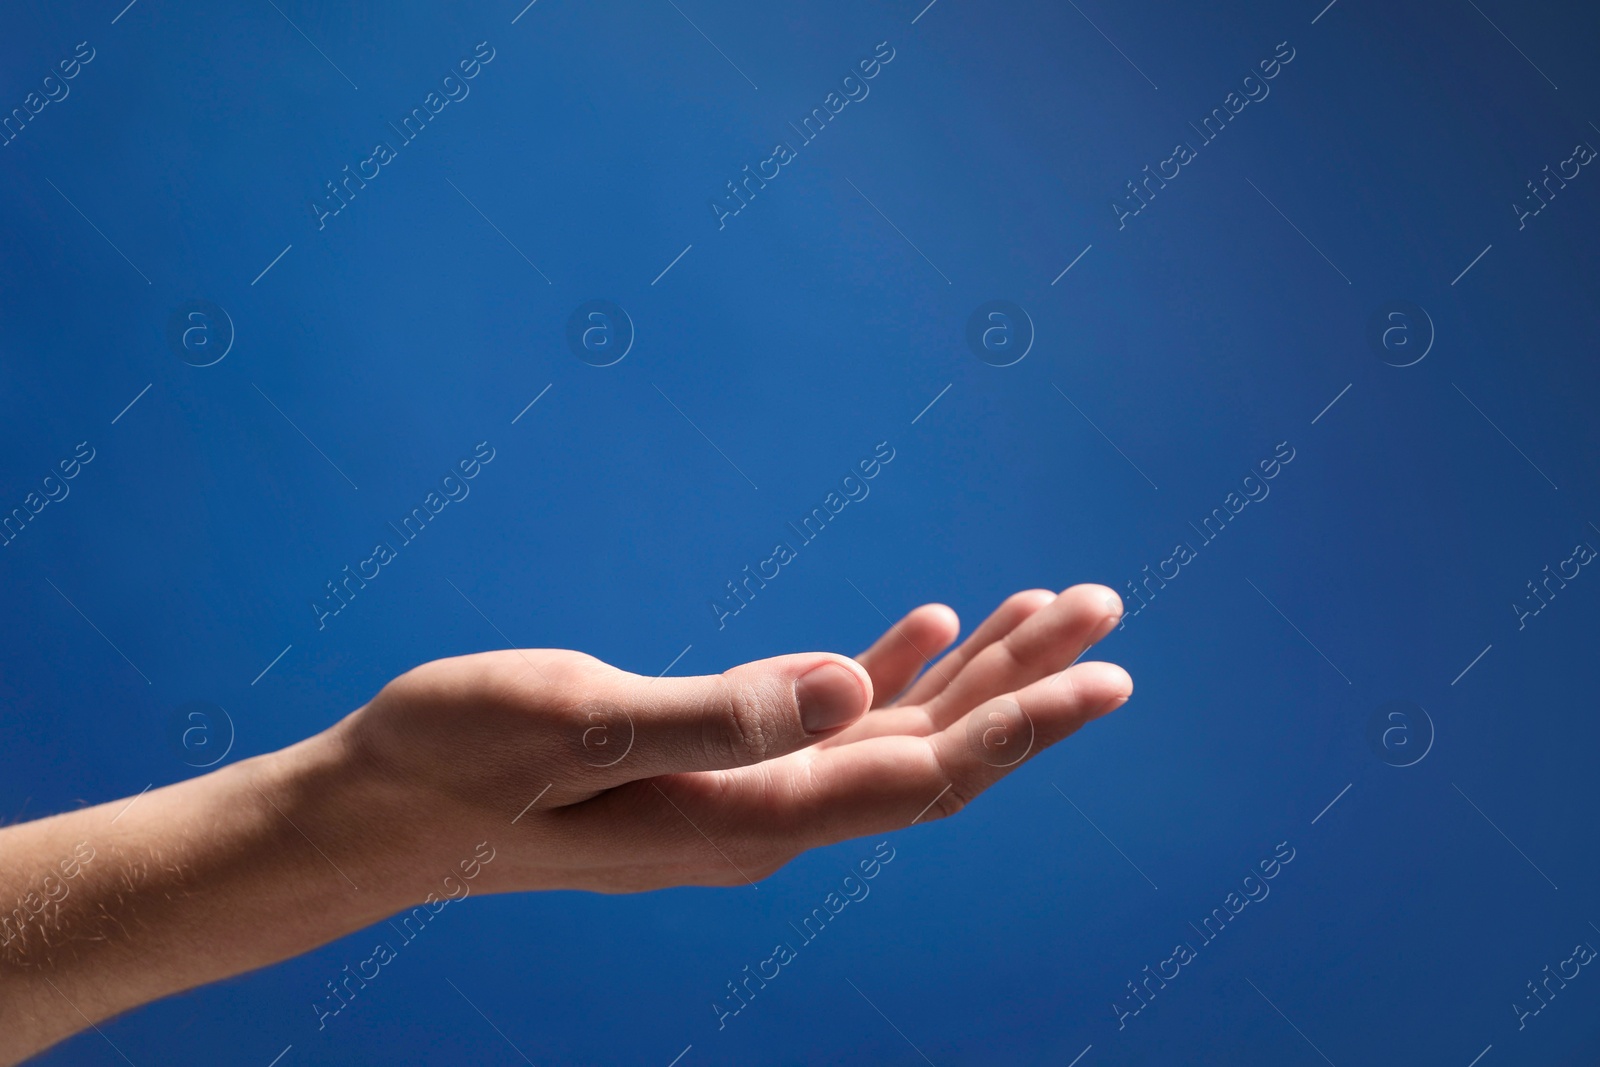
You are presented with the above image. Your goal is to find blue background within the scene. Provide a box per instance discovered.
[3,0,1599,1062]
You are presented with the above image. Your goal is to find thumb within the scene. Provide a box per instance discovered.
[589,653,873,784]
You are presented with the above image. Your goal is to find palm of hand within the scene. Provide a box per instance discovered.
[351,584,1129,897]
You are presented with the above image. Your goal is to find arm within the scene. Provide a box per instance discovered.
[0,729,398,1060]
[0,584,1129,1064]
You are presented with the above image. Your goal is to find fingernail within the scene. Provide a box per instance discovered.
[796,662,866,734]
[1101,592,1124,623]
[1098,693,1131,716]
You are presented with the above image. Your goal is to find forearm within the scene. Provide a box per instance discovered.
[0,723,401,1064]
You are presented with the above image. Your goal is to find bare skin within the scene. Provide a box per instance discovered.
[0,584,1129,1064]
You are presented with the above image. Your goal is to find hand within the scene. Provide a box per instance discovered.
[0,583,1129,1062]
[336,583,1131,904]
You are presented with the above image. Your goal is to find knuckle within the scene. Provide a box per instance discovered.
[925,740,979,821]
[1058,668,1085,708]
[982,633,1030,677]
[1002,588,1056,616]
[703,680,772,766]
[539,650,613,691]
[477,649,611,712]
[929,782,973,821]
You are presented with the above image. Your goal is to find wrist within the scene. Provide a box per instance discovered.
[253,714,423,921]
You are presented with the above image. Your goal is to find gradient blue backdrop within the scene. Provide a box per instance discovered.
[3,0,1599,1063]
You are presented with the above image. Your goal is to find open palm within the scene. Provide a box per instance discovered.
[348,584,1130,899]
